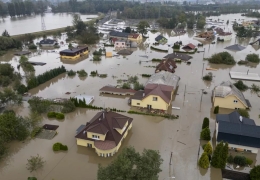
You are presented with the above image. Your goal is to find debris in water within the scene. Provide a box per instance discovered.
[65,92,71,95]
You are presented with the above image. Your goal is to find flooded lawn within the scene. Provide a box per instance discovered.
[0,13,260,180]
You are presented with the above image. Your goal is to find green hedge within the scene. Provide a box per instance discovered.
[30,127,43,138]
[47,112,65,120]
[53,142,68,151]
[127,110,178,119]
[150,46,168,52]
[141,74,151,77]
[151,58,161,62]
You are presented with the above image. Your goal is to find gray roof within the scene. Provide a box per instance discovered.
[145,71,180,88]
[224,44,246,51]
[217,111,260,148]
[155,35,166,41]
[163,52,192,61]
[117,49,133,55]
[76,125,86,134]
[214,81,251,108]
[39,39,56,45]
[109,31,129,38]
[216,111,255,125]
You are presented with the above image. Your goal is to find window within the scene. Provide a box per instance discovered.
[92,135,99,139]
[233,100,238,103]
[153,97,158,101]
[137,103,140,105]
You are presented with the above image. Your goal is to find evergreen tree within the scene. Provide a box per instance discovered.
[202,117,209,129]
[198,152,209,169]
[8,3,16,17]
[211,141,228,168]
[250,165,260,180]
[204,142,213,155]
[2,30,10,37]
[219,142,229,168]
[15,2,21,16]
[200,127,211,140]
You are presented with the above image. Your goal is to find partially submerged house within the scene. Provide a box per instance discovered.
[155,59,177,73]
[216,111,260,153]
[163,52,192,61]
[128,33,142,42]
[218,32,232,41]
[155,35,167,44]
[171,29,186,36]
[114,40,126,49]
[182,43,196,50]
[109,31,142,42]
[59,46,88,59]
[75,110,133,157]
[130,71,180,110]
[39,39,57,47]
[99,86,136,96]
[194,31,215,41]
[213,81,251,109]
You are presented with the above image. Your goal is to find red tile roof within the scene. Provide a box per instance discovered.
[182,43,196,50]
[75,111,133,149]
[94,140,116,150]
[155,59,177,73]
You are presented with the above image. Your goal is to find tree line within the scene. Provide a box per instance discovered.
[0,0,47,18]
[27,66,66,90]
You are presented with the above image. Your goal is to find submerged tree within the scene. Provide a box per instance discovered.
[137,20,150,35]
[97,147,163,180]
[2,30,10,37]
[26,154,45,172]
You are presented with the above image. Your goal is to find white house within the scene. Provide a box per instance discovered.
[114,40,126,49]
[216,111,260,154]
[218,32,232,41]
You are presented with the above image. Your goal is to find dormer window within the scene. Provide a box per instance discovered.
[92,135,100,139]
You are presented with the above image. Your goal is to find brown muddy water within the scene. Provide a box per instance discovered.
[0,13,98,36]
[0,13,260,180]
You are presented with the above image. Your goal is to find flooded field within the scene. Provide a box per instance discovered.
[0,13,260,180]
[0,13,98,35]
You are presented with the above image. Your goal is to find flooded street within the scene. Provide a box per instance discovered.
[0,13,98,35]
[0,13,260,180]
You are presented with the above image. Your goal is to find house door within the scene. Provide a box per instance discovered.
[147,105,152,109]
[87,143,92,148]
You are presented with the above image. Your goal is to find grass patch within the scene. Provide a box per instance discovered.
[150,46,168,52]
[127,110,179,120]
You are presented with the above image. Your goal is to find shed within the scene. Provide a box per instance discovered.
[106,52,112,57]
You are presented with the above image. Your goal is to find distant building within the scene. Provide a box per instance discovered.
[213,81,251,109]
[114,40,126,49]
[163,52,192,61]
[39,39,57,47]
[128,33,142,42]
[216,111,260,153]
[109,31,142,42]
[59,46,88,59]
[155,59,177,73]
[182,43,196,50]
[171,29,186,36]
[75,110,133,157]
[130,71,180,110]
[218,32,232,41]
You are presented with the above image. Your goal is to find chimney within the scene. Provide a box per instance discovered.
[239,116,243,123]
[83,130,86,134]
[143,92,145,97]
[103,112,105,119]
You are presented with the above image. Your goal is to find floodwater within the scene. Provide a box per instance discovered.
[0,13,260,180]
[0,13,98,36]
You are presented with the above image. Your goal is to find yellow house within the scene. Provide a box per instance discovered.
[128,33,142,42]
[75,110,133,157]
[59,46,88,60]
[213,81,251,110]
[130,71,180,111]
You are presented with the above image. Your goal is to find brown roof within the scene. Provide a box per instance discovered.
[99,86,136,94]
[182,43,196,50]
[129,34,140,39]
[155,59,177,73]
[163,52,192,61]
[144,84,173,103]
[219,32,232,36]
[75,111,133,148]
[130,90,144,100]
[94,140,116,150]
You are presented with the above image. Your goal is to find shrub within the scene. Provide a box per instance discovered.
[67,70,76,76]
[122,82,131,89]
[56,113,65,120]
[53,142,68,151]
[208,52,236,65]
[250,165,260,180]
[238,109,249,118]
[199,152,210,169]
[234,156,247,166]
[26,154,45,172]
[234,80,248,91]
[47,111,57,118]
[77,69,88,77]
[246,158,253,165]
[151,58,161,62]
[134,82,144,91]
[202,117,209,129]
[17,84,28,94]
[172,43,180,49]
[246,53,260,63]
[214,106,219,114]
[204,142,213,155]
[227,155,234,164]
[238,60,249,65]
[28,44,37,50]
[53,142,62,151]
[200,127,211,140]
[251,84,260,93]
[141,74,151,77]
[93,55,101,61]
[203,73,213,81]
[28,177,37,180]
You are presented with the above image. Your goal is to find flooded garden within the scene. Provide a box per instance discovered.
[0,13,260,180]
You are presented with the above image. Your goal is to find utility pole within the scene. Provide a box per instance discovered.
[199,89,204,112]
[201,63,205,78]
[41,14,46,31]
[203,48,205,59]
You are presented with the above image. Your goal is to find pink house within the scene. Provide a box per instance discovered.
[115,40,126,49]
